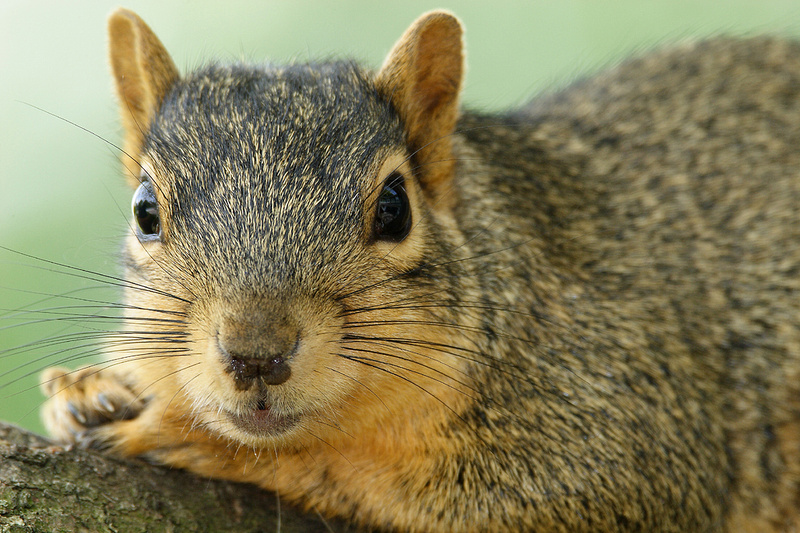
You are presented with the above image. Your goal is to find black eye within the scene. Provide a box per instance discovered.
[132,180,161,239]
[373,172,411,242]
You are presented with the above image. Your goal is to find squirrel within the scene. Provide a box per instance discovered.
[38,7,800,532]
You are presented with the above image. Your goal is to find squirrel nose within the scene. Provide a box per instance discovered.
[217,311,298,389]
[225,350,292,387]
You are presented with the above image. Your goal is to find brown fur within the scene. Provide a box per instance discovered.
[41,8,800,532]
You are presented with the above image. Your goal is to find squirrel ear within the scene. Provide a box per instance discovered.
[108,8,179,185]
[376,11,464,208]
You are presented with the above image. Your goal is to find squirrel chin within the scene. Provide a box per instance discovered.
[222,402,300,439]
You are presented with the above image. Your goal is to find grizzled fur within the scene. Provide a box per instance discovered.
[143,62,403,290]
[42,9,800,533]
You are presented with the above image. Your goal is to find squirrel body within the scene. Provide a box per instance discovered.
[41,10,800,532]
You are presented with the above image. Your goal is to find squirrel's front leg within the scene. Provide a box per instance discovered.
[40,366,161,456]
[40,366,247,475]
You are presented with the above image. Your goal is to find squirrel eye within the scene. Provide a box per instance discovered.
[132,180,161,239]
[373,172,411,242]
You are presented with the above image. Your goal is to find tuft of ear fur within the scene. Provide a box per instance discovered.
[108,8,179,186]
[376,11,464,209]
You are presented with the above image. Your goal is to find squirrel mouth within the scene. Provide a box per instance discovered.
[226,399,299,436]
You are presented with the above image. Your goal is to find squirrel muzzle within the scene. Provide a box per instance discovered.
[216,305,299,389]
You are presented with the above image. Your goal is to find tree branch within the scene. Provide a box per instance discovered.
[0,421,354,532]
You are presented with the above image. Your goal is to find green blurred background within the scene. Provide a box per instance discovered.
[2,0,799,435]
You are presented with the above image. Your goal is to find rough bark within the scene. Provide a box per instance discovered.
[0,422,353,532]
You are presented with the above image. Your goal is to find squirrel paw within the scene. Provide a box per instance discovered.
[40,366,146,448]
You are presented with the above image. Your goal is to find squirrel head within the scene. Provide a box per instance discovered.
[109,8,463,204]
[107,9,472,448]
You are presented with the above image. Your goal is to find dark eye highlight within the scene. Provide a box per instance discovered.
[132,180,161,240]
[373,171,412,242]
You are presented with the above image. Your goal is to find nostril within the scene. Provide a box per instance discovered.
[227,353,259,386]
[260,355,291,386]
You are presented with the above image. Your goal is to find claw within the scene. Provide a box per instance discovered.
[67,401,88,425]
[97,393,116,414]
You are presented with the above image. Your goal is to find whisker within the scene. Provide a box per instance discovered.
[0,310,186,336]
[341,338,478,390]
[0,245,191,304]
